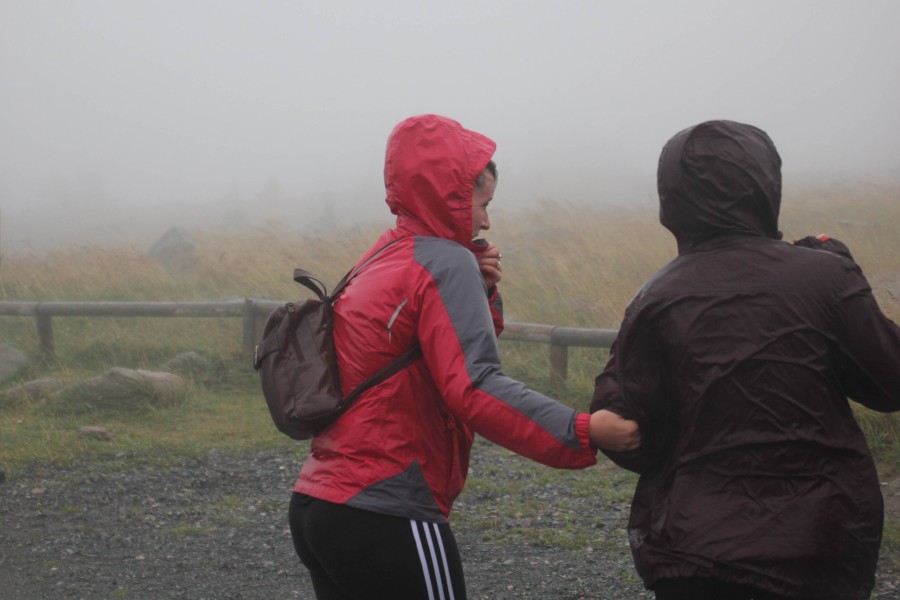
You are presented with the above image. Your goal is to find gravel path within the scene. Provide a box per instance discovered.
[2,442,897,600]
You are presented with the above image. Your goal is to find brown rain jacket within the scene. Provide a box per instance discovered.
[591,120,900,599]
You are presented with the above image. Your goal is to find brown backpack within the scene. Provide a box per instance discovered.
[253,241,421,440]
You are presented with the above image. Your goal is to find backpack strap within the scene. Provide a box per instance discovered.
[339,342,423,411]
[292,270,328,302]
[317,236,423,413]
[292,238,406,303]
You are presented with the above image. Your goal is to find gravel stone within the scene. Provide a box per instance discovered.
[1,444,896,599]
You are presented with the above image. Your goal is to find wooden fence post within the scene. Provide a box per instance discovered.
[35,313,55,361]
[242,299,256,359]
[549,343,568,387]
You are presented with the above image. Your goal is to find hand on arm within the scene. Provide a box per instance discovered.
[589,409,641,452]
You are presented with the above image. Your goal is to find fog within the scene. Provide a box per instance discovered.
[2,0,899,253]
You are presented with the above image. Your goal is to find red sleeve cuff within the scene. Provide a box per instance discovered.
[575,413,599,461]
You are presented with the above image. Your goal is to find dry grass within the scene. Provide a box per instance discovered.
[4,183,897,319]
[1,184,899,472]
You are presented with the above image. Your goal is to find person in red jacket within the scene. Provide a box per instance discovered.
[591,119,900,600]
[288,113,640,599]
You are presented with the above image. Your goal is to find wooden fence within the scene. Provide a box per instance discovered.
[0,300,618,385]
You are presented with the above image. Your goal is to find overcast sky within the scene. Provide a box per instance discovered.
[1,0,899,248]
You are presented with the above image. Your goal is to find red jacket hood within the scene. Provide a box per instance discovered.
[384,114,496,249]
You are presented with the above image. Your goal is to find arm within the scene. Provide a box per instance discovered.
[590,313,674,473]
[475,240,504,336]
[486,286,504,337]
[415,239,595,469]
[796,235,900,411]
[834,265,900,412]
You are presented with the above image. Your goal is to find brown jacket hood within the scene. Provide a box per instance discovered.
[657,120,783,253]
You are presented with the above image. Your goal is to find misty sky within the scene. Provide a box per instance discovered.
[1,0,899,247]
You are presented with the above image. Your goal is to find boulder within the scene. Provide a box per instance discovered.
[51,367,188,415]
[148,227,197,276]
[0,343,26,383]
[2,378,65,406]
[164,351,210,375]
[78,425,113,441]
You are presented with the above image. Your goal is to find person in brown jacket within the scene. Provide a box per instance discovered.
[591,119,900,600]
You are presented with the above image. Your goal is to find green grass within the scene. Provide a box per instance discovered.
[883,521,900,571]
[169,524,217,537]
[0,374,300,469]
[1,192,898,474]
[1,188,899,567]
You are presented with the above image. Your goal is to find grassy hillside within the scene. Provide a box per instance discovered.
[1,185,899,474]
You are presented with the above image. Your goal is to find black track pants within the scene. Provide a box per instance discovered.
[289,492,467,600]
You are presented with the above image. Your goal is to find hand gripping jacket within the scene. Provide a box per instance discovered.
[293,115,597,523]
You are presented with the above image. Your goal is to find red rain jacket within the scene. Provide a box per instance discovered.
[592,120,900,599]
[294,114,596,522]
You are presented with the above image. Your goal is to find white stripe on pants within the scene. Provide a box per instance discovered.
[410,519,456,600]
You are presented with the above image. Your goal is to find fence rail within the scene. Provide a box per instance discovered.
[0,300,618,384]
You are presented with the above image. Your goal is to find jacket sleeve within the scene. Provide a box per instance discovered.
[487,285,504,337]
[590,310,674,474]
[414,242,595,469]
[794,236,900,410]
[834,261,900,412]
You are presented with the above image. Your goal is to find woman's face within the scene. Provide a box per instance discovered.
[471,169,496,239]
